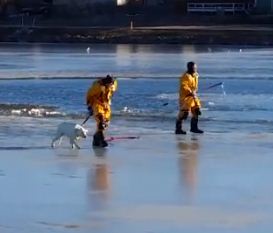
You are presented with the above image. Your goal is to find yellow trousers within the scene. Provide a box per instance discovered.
[178,96,201,119]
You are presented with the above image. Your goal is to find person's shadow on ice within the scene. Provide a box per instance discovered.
[177,138,200,202]
[87,148,111,211]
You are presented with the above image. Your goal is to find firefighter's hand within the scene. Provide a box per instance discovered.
[87,106,93,116]
[195,108,202,116]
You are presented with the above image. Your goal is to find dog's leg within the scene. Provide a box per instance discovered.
[51,134,61,148]
[70,138,76,149]
[70,138,80,150]
[74,141,81,150]
[58,136,63,146]
[51,133,63,148]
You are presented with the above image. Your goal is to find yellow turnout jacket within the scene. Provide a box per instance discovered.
[86,79,118,122]
[179,72,201,111]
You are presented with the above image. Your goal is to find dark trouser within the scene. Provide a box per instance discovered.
[93,131,108,147]
[93,114,108,147]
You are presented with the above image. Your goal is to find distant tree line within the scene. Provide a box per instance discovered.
[0,0,52,18]
[0,0,187,19]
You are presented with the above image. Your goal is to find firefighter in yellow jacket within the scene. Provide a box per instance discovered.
[86,75,118,147]
[175,62,204,134]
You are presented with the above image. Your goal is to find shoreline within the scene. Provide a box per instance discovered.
[0,25,273,45]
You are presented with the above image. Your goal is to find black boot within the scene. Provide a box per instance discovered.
[175,120,187,135]
[93,132,101,147]
[190,118,204,134]
[93,131,108,147]
[99,131,108,148]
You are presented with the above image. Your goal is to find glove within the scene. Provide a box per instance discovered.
[87,106,93,116]
[98,119,108,130]
[195,108,202,116]
[98,122,108,130]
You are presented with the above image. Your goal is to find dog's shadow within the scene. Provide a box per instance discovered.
[54,148,80,158]
[52,144,107,158]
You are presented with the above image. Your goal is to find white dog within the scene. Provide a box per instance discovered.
[51,122,88,149]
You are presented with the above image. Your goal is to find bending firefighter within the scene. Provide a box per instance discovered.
[175,62,204,135]
[86,75,118,147]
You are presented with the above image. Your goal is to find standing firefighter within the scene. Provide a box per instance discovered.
[175,62,204,134]
[86,75,118,147]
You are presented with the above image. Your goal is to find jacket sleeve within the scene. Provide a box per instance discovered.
[195,73,199,92]
[181,74,193,96]
[86,83,101,106]
[111,79,118,92]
